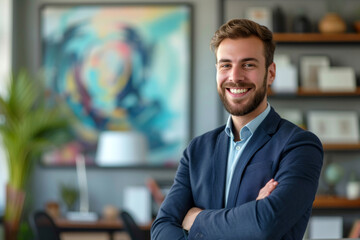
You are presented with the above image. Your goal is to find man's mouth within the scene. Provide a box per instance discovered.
[229,88,249,94]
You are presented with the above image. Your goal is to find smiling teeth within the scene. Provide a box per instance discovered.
[230,88,248,94]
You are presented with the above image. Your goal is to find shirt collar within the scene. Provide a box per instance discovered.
[225,103,271,140]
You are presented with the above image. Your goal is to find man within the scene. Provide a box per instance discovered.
[151,19,323,240]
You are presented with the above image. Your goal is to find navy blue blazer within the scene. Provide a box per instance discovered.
[151,108,323,240]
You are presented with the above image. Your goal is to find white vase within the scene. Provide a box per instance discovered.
[346,181,360,200]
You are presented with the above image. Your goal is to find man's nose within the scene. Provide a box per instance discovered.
[229,66,245,82]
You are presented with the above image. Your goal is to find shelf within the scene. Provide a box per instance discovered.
[313,195,360,209]
[268,87,360,98]
[298,87,360,96]
[274,33,360,43]
[323,143,360,151]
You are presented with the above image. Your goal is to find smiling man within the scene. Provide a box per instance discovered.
[151,19,323,240]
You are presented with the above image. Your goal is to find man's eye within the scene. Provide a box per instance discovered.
[220,64,231,69]
[243,63,255,68]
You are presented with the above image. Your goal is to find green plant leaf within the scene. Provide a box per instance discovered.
[0,70,72,190]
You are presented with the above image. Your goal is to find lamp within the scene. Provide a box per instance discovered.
[95,131,148,166]
[66,155,98,222]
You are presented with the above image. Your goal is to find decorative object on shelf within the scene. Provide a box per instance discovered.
[272,6,286,33]
[292,10,312,33]
[272,54,298,93]
[0,71,71,240]
[245,6,273,30]
[346,172,360,200]
[307,111,359,144]
[102,205,119,221]
[354,21,360,33]
[353,6,360,33]
[299,55,330,90]
[319,13,346,33]
[60,183,78,212]
[40,3,192,166]
[318,67,356,92]
[323,162,344,196]
[276,109,305,129]
[95,131,148,166]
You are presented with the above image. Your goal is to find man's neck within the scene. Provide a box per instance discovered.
[231,102,268,141]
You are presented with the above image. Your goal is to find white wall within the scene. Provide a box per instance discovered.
[0,0,12,215]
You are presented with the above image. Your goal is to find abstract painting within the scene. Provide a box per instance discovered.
[40,4,192,166]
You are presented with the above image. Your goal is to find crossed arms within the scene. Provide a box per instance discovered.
[182,179,278,231]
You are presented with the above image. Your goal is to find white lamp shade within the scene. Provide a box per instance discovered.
[95,131,148,166]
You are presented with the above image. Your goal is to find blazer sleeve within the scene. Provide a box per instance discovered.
[188,131,323,240]
[151,142,195,240]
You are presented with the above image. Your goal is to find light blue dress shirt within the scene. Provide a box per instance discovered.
[224,104,271,206]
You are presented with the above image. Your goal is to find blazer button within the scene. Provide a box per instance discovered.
[195,233,204,238]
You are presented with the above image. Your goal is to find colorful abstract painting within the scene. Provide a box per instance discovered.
[40,4,192,166]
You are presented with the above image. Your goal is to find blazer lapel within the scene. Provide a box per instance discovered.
[211,131,229,208]
[226,108,280,208]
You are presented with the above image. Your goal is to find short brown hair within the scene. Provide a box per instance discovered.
[210,19,276,68]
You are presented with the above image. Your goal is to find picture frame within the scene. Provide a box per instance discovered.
[299,55,330,90]
[40,3,193,166]
[307,111,360,144]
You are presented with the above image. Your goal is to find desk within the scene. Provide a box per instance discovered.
[55,218,151,240]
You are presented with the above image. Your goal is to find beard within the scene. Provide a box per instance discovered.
[218,71,268,116]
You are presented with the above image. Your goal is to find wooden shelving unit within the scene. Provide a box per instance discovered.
[274,33,360,43]
[323,143,360,151]
[314,195,360,209]
[268,87,360,97]
[297,87,360,96]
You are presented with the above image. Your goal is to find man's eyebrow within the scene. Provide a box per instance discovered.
[217,59,232,63]
[241,58,259,63]
[217,58,259,63]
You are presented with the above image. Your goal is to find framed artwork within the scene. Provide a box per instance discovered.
[299,55,330,90]
[307,111,359,144]
[40,3,192,166]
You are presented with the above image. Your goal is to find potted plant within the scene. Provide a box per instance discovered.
[60,183,79,212]
[0,70,71,240]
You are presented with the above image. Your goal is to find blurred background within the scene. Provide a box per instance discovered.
[1,0,360,239]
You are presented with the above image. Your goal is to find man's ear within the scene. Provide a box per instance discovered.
[267,62,276,86]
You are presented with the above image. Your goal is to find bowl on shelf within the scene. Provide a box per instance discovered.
[318,12,347,33]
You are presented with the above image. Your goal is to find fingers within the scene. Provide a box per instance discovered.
[182,207,203,231]
[256,179,278,200]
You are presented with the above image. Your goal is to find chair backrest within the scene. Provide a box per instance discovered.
[120,210,146,240]
[29,211,61,240]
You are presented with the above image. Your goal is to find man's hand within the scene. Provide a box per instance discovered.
[256,178,278,200]
[182,207,203,231]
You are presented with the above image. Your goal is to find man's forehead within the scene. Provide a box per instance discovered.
[216,37,265,62]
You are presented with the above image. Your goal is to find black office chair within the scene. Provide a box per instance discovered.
[29,211,61,240]
[120,210,147,240]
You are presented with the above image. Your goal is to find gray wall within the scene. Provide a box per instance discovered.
[14,0,222,214]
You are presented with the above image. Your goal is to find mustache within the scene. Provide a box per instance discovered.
[222,82,255,88]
